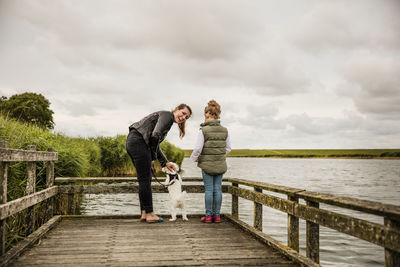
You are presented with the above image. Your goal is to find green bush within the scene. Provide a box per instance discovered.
[94,135,133,176]
[160,141,185,166]
[0,116,102,180]
[94,135,185,176]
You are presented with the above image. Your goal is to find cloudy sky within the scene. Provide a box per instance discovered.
[1,0,399,149]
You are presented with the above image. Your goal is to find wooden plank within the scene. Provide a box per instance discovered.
[297,190,400,221]
[228,177,304,196]
[55,177,210,184]
[288,195,299,252]
[306,200,319,264]
[0,148,58,162]
[45,148,55,221]
[0,187,58,220]
[10,216,298,267]
[0,142,7,255]
[385,218,400,267]
[225,214,319,267]
[227,177,400,221]
[228,185,400,253]
[232,182,239,219]
[57,184,228,194]
[254,187,263,231]
[0,215,62,267]
[26,145,36,236]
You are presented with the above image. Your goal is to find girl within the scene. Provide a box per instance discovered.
[190,100,231,223]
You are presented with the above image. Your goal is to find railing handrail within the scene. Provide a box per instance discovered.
[0,186,58,220]
[0,147,58,162]
[227,177,400,221]
[227,177,400,266]
[0,141,57,257]
[54,176,400,221]
[54,177,213,184]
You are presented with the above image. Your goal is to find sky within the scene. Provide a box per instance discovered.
[0,0,399,149]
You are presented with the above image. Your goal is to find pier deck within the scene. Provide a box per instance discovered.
[3,143,399,266]
[9,216,298,266]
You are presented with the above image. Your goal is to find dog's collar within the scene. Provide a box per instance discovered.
[167,173,179,186]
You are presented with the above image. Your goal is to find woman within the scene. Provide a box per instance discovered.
[190,100,231,223]
[126,104,192,223]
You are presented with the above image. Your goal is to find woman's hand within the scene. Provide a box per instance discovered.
[165,162,177,173]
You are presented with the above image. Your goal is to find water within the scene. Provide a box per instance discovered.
[81,158,400,266]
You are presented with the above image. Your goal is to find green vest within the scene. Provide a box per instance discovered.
[198,120,228,175]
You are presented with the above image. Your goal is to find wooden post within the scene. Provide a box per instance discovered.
[385,217,400,267]
[67,193,75,215]
[288,195,299,252]
[232,183,239,219]
[26,145,36,236]
[254,187,262,231]
[45,148,55,221]
[306,200,319,263]
[0,141,8,255]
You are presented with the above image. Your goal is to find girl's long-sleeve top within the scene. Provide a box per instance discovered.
[190,129,231,162]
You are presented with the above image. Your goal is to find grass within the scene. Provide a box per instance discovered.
[184,149,400,158]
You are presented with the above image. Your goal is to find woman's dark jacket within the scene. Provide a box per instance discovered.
[129,111,174,167]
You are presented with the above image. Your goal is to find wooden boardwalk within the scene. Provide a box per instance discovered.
[3,144,399,266]
[9,217,298,267]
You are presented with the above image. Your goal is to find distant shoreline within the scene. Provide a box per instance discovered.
[183,149,400,159]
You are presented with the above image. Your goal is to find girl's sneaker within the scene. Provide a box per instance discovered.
[201,216,212,223]
[213,216,221,223]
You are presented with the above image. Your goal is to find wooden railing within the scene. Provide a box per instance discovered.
[227,177,400,267]
[0,141,58,257]
[1,142,399,266]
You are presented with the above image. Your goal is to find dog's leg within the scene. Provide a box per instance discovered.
[181,191,188,221]
[169,203,177,221]
[182,207,188,221]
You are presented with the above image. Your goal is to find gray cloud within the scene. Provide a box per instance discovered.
[0,0,399,148]
[1,1,261,61]
[0,0,310,97]
[286,113,361,135]
[292,1,400,52]
[337,52,400,120]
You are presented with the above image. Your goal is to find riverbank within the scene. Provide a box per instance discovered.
[184,149,400,159]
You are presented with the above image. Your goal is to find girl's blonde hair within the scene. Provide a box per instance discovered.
[173,103,192,138]
[204,100,221,119]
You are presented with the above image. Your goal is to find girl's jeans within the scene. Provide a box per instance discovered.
[202,170,223,217]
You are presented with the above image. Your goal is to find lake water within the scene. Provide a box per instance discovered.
[81,158,400,267]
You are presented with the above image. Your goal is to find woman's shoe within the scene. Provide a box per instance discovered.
[146,217,163,223]
[213,215,221,223]
[201,216,212,223]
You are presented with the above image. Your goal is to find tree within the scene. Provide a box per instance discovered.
[1,92,55,129]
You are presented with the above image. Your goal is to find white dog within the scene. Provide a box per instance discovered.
[162,163,188,221]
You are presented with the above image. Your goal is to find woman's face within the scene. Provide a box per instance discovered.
[174,107,191,123]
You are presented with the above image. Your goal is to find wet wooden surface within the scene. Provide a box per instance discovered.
[10,217,298,266]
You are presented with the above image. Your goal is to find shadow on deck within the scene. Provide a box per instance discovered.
[9,215,298,267]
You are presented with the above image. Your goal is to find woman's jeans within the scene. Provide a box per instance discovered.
[202,170,223,217]
[125,129,154,213]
